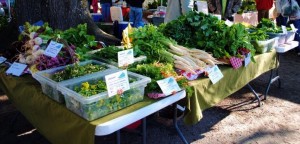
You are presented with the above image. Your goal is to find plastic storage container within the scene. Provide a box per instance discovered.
[57,69,151,121]
[285,31,296,43]
[251,38,277,54]
[267,32,286,44]
[32,60,116,103]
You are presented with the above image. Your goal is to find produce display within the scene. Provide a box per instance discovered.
[64,87,144,121]
[51,63,107,82]
[128,62,193,98]
[6,22,98,72]
[58,70,150,121]
[160,11,256,61]
[237,0,256,14]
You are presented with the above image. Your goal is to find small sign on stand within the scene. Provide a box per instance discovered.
[118,49,134,67]
[244,53,251,67]
[105,70,130,97]
[6,62,27,76]
[206,65,224,84]
[44,41,63,58]
[0,56,7,64]
[157,77,181,96]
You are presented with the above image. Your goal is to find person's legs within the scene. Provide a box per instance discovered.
[258,10,263,22]
[129,7,136,26]
[101,3,111,22]
[134,7,144,28]
[258,10,269,22]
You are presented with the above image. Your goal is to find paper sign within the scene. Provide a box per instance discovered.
[0,56,7,64]
[118,49,134,67]
[244,53,251,67]
[206,65,223,84]
[157,77,181,96]
[281,25,287,34]
[44,41,63,58]
[213,14,222,20]
[6,62,27,76]
[196,1,208,14]
[105,70,130,97]
[225,20,233,27]
[290,24,297,32]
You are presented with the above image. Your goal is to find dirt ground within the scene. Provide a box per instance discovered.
[0,50,300,144]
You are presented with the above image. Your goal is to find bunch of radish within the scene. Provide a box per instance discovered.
[18,32,44,65]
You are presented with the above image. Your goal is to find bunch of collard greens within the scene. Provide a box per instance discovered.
[160,11,255,59]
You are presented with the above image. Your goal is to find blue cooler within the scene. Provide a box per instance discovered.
[91,13,103,22]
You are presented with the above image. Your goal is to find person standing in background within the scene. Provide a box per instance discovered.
[126,0,145,28]
[92,0,99,13]
[207,0,242,21]
[276,0,300,55]
[101,0,112,22]
[164,0,194,23]
[255,0,273,22]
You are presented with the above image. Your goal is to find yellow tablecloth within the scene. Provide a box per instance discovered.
[0,50,276,144]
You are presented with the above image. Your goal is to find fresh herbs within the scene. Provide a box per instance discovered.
[51,63,107,82]
[74,80,107,97]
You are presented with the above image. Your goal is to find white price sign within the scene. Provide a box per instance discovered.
[44,41,63,58]
[0,56,7,64]
[118,49,134,67]
[105,70,130,97]
[290,24,297,32]
[206,65,224,84]
[157,77,181,96]
[281,25,288,34]
[6,62,27,76]
[225,20,233,27]
[244,53,251,67]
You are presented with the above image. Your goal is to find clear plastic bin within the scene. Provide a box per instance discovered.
[285,31,296,43]
[57,69,151,121]
[32,60,116,103]
[251,38,277,54]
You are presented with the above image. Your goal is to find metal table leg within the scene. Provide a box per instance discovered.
[264,53,281,100]
[116,130,121,144]
[142,118,146,144]
[247,83,261,107]
[173,103,188,144]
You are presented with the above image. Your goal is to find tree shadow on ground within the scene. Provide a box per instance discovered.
[237,129,296,144]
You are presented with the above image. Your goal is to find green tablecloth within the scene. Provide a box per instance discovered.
[184,50,277,125]
[0,50,276,144]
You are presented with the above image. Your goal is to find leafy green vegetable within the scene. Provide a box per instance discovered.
[130,25,174,63]
[249,29,269,41]
[160,11,255,59]
[93,46,123,62]
[74,81,107,97]
[128,62,193,98]
[237,0,256,14]
[51,63,107,82]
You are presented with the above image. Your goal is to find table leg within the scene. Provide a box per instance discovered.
[173,103,188,144]
[142,118,146,144]
[116,130,121,144]
[247,83,261,107]
[264,53,281,100]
